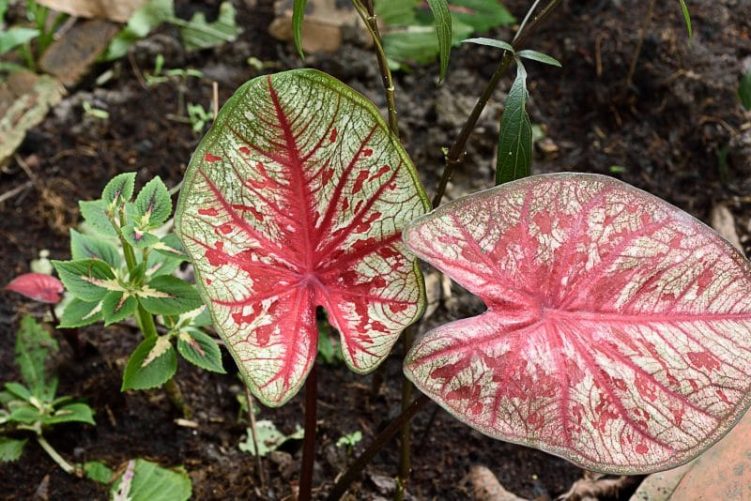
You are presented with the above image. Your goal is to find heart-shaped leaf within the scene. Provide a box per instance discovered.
[403,173,751,473]
[5,273,64,304]
[176,69,428,406]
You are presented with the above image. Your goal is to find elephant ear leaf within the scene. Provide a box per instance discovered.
[176,69,428,407]
[403,173,751,474]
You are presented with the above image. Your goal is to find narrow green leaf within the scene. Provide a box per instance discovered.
[59,298,103,328]
[426,0,452,81]
[451,0,515,31]
[138,276,203,316]
[0,437,27,462]
[84,461,114,484]
[678,0,692,37]
[70,229,121,267]
[740,72,751,110]
[516,49,561,67]
[79,200,117,238]
[0,27,38,54]
[496,62,532,185]
[292,0,307,59]
[110,459,192,501]
[104,0,174,61]
[8,405,41,424]
[52,259,118,302]
[177,330,225,373]
[102,291,138,326]
[122,337,177,390]
[135,177,172,228]
[178,1,240,51]
[15,316,58,394]
[43,402,95,426]
[4,382,32,401]
[102,172,137,207]
[463,37,514,53]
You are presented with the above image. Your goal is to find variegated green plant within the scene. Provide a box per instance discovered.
[52,173,225,392]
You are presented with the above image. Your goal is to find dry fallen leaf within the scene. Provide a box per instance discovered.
[36,0,147,23]
[468,465,527,501]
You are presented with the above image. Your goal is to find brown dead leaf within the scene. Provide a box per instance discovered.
[269,0,368,53]
[710,203,743,253]
[630,409,751,500]
[36,0,146,23]
[0,71,65,165]
[468,465,528,501]
[39,19,119,87]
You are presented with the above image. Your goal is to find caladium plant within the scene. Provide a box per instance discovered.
[176,69,429,407]
[403,173,751,474]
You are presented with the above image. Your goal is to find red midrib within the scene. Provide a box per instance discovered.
[266,77,315,272]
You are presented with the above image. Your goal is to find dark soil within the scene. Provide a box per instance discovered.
[1,0,750,499]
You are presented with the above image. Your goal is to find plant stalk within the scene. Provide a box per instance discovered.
[353,0,400,136]
[326,394,430,501]
[37,435,76,475]
[245,385,267,489]
[299,364,318,501]
[433,0,563,208]
[395,326,415,501]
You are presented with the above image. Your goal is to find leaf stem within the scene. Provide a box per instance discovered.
[299,364,318,501]
[395,326,415,500]
[245,385,267,489]
[36,435,76,475]
[432,0,563,208]
[353,0,400,137]
[325,394,430,501]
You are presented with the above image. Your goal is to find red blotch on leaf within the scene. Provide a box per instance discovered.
[5,273,64,304]
[204,153,223,163]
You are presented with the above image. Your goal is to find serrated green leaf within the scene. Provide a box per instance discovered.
[138,276,203,316]
[496,63,532,185]
[102,291,138,326]
[79,200,117,238]
[111,459,192,501]
[178,1,240,51]
[122,337,177,390]
[15,316,57,395]
[516,49,561,67]
[463,37,514,53]
[70,229,121,267]
[59,298,103,328]
[0,437,27,462]
[292,0,307,58]
[52,259,119,302]
[152,233,188,259]
[177,330,225,373]
[102,172,137,207]
[678,0,692,37]
[84,460,114,484]
[426,0,452,81]
[43,402,95,426]
[122,224,160,249]
[135,177,172,228]
[740,72,751,110]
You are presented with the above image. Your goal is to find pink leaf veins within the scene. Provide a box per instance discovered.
[5,273,64,304]
[176,70,428,407]
[403,173,751,473]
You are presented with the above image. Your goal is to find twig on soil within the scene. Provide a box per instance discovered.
[244,385,267,489]
[0,181,33,205]
[556,473,644,501]
[325,394,431,501]
[212,81,220,120]
[624,0,656,91]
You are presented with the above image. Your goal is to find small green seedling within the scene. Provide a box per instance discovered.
[336,431,363,453]
[0,316,94,474]
[145,54,204,87]
[239,420,304,457]
[82,100,110,120]
[52,174,224,402]
[186,102,212,133]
